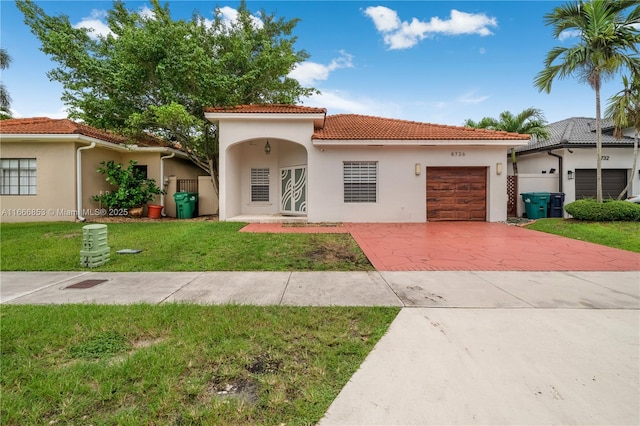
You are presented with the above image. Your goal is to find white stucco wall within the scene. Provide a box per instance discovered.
[213,114,524,223]
[516,174,559,217]
[307,145,510,223]
[217,118,316,220]
[515,146,639,214]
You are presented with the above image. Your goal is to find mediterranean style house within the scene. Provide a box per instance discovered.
[204,104,529,223]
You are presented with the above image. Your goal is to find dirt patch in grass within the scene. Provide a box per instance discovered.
[305,237,364,265]
[206,377,260,405]
[246,353,282,375]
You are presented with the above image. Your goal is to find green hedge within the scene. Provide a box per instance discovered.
[564,198,640,221]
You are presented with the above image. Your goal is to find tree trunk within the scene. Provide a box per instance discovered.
[617,131,638,200]
[595,80,603,202]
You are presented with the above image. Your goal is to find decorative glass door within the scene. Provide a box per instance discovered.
[280,166,307,214]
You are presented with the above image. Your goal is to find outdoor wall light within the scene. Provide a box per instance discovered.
[496,162,503,175]
[415,163,421,176]
[567,170,574,180]
[264,140,271,155]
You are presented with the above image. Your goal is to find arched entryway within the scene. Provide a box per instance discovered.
[223,138,308,222]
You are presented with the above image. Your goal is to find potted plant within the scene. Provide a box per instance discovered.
[92,160,164,217]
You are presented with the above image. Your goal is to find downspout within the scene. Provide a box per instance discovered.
[76,142,96,221]
[547,150,563,193]
[160,153,175,216]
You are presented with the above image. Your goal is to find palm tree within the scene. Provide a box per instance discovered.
[606,74,640,199]
[464,107,550,174]
[534,0,640,202]
[463,107,551,138]
[0,48,12,119]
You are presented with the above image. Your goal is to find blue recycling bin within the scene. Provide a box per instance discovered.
[547,193,565,218]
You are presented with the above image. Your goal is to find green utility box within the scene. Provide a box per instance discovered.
[174,192,198,219]
[80,224,110,267]
[521,192,551,219]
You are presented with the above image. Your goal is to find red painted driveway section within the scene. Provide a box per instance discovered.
[344,222,640,272]
[240,223,350,234]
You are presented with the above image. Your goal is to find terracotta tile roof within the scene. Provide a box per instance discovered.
[313,114,531,141]
[0,117,170,148]
[204,104,327,114]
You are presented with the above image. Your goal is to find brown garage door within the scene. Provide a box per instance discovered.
[427,167,487,221]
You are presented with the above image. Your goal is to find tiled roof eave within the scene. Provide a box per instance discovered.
[0,132,185,155]
[516,140,636,154]
[312,138,530,145]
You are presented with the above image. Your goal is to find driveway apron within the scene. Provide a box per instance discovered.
[345,222,640,271]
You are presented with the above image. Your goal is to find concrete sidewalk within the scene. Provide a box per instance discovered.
[2,270,639,425]
[2,270,639,308]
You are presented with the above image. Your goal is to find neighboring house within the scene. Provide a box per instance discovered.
[0,117,215,222]
[204,104,529,223]
[512,117,639,217]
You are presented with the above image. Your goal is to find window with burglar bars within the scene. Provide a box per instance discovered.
[251,168,270,202]
[0,159,37,195]
[343,161,377,203]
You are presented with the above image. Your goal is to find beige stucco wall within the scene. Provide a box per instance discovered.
[1,135,207,222]
[80,145,121,219]
[0,142,77,222]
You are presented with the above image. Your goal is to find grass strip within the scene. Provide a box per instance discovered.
[0,222,373,271]
[525,218,640,253]
[1,304,399,425]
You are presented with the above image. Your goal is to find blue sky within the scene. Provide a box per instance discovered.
[0,0,632,126]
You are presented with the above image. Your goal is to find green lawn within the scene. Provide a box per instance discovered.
[0,221,373,271]
[525,218,640,253]
[1,304,399,425]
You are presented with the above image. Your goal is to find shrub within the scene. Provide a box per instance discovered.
[92,160,164,211]
[564,198,640,221]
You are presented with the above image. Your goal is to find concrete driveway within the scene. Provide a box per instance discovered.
[345,222,640,271]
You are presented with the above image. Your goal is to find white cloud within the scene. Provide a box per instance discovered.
[73,10,114,39]
[11,106,69,119]
[558,29,581,41]
[138,5,155,20]
[301,89,401,118]
[364,6,401,32]
[211,6,263,30]
[364,6,497,50]
[457,90,490,104]
[288,51,354,86]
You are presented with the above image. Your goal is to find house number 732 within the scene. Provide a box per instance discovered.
[601,155,610,160]
[451,151,466,156]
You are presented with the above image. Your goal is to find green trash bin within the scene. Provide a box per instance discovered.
[174,192,198,219]
[521,192,551,219]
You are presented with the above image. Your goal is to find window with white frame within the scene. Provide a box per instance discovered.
[251,168,270,202]
[1,159,37,195]
[344,161,377,203]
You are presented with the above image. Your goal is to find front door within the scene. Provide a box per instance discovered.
[280,166,307,215]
